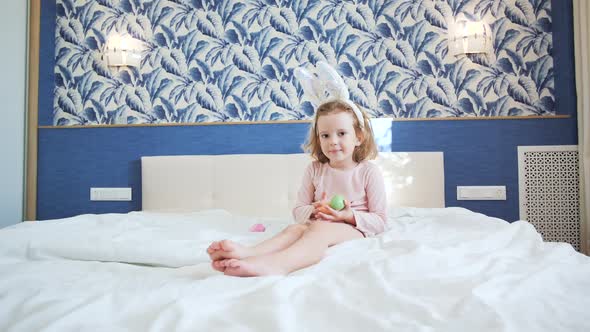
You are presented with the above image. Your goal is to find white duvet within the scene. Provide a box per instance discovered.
[0,208,589,332]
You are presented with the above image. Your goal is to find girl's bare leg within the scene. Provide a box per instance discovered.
[208,224,308,271]
[222,222,363,277]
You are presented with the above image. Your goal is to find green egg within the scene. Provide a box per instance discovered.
[329,194,345,210]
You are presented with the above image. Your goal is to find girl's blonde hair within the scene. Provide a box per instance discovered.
[303,100,378,163]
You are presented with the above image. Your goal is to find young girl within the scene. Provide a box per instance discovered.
[207,100,387,277]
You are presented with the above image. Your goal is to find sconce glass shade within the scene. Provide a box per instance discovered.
[104,34,143,67]
[448,21,492,56]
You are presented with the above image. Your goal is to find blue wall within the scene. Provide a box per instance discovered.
[36,0,577,222]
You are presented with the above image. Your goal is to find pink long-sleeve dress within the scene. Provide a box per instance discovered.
[292,160,388,237]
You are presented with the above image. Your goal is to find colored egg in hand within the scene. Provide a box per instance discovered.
[329,194,345,211]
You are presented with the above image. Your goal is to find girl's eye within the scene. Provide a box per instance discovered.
[320,134,328,139]
[338,131,346,136]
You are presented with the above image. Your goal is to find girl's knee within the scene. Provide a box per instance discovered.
[306,221,331,233]
[306,222,363,243]
[285,223,308,235]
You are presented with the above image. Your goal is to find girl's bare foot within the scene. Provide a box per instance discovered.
[211,260,226,273]
[207,240,253,262]
[221,257,287,277]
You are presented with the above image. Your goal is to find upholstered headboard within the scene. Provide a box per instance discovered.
[141,152,444,218]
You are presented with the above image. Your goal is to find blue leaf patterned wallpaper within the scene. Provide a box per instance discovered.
[54,0,554,126]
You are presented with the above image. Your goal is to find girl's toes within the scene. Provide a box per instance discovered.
[219,240,234,251]
[211,261,224,272]
[227,259,241,268]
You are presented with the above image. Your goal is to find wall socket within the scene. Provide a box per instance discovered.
[457,186,506,200]
[90,188,132,201]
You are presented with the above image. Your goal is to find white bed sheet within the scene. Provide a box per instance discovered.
[0,208,589,332]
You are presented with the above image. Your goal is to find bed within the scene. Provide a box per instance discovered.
[1,152,589,332]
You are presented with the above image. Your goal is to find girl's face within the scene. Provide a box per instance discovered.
[316,111,361,169]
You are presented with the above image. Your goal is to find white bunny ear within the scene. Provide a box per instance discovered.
[294,67,324,106]
[316,61,349,100]
[315,61,365,129]
[295,62,365,129]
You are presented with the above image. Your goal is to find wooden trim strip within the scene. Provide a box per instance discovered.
[38,115,571,129]
[26,0,40,221]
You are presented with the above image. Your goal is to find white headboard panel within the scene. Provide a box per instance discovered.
[141,152,444,218]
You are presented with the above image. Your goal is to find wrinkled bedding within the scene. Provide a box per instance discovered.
[0,208,588,332]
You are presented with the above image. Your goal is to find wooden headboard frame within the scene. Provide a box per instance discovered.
[141,152,445,218]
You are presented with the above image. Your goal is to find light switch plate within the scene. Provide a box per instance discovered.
[90,188,132,201]
[457,186,506,200]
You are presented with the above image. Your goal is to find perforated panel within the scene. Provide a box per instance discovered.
[518,146,580,250]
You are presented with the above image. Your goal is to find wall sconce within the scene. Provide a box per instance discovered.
[448,20,492,56]
[103,34,143,67]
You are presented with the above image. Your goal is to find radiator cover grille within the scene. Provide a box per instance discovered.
[518,146,580,251]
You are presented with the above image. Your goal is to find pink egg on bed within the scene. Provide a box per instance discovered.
[249,223,266,232]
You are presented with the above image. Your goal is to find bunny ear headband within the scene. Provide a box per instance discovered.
[294,61,364,129]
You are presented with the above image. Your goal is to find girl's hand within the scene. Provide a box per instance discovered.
[315,199,355,225]
[311,192,331,219]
